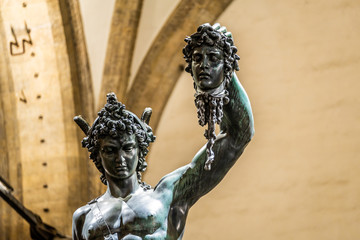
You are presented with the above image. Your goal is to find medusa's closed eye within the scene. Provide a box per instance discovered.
[193,53,202,62]
[101,146,117,155]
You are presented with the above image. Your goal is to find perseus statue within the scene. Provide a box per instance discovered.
[72,23,254,240]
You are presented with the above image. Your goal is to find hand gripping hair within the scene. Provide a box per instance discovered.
[183,23,240,171]
[74,93,156,189]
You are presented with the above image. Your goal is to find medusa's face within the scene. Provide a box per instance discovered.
[191,45,224,90]
[99,134,139,180]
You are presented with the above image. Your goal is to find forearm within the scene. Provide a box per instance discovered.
[193,72,254,185]
[221,73,254,150]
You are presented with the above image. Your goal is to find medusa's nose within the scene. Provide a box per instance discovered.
[199,56,210,69]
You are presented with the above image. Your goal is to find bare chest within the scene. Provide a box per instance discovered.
[82,193,169,239]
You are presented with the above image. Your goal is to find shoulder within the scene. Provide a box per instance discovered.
[154,165,190,193]
[73,204,91,226]
[72,204,92,239]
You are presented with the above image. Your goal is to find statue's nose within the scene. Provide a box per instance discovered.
[115,153,125,163]
[200,57,209,69]
[119,155,127,166]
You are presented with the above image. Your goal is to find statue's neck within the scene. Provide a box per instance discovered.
[105,173,140,198]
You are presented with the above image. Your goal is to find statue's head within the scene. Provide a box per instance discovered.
[183,23,240,91]
[82,93,155,187]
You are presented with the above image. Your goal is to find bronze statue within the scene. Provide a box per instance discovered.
[72,23,254,240]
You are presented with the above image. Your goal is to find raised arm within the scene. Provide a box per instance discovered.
[172,72,254,207]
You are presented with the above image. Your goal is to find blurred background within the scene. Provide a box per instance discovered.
[1,0,359,239]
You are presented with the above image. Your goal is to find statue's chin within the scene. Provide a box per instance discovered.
[197,81,221,91]
[196,81,226,96]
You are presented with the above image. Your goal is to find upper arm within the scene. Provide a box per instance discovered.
[171,134,241,207]
[154,129,250,209]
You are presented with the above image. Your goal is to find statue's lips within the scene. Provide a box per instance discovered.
[115,166,128,171]
[199,73,210,80]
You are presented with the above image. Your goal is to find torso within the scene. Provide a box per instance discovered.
[74,173,187,240]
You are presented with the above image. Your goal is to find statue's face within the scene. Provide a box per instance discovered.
[99,134,139,179]
[191,45,224,90]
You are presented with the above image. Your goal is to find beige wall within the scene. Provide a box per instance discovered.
[80,0,360,239]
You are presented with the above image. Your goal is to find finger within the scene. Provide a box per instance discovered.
[212,23,221,30]
[219,26,227,33]
[224,31,233,40]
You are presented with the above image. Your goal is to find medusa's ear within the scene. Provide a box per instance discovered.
[141,108,152,125]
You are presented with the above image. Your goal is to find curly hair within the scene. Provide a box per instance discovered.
[183,23,240,88]
[82,93,155,188]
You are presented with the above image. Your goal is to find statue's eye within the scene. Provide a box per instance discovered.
[123,146,133,152]
[193,54,202,62]
[102,146,116,154]
[123,144,135,152]
[209,54,219,62]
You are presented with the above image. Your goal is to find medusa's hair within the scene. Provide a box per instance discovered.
[82,93,155,187]
[183,23,240,87]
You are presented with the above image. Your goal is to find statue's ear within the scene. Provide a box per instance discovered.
[141,108,152,125]
[138,158,147,172]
